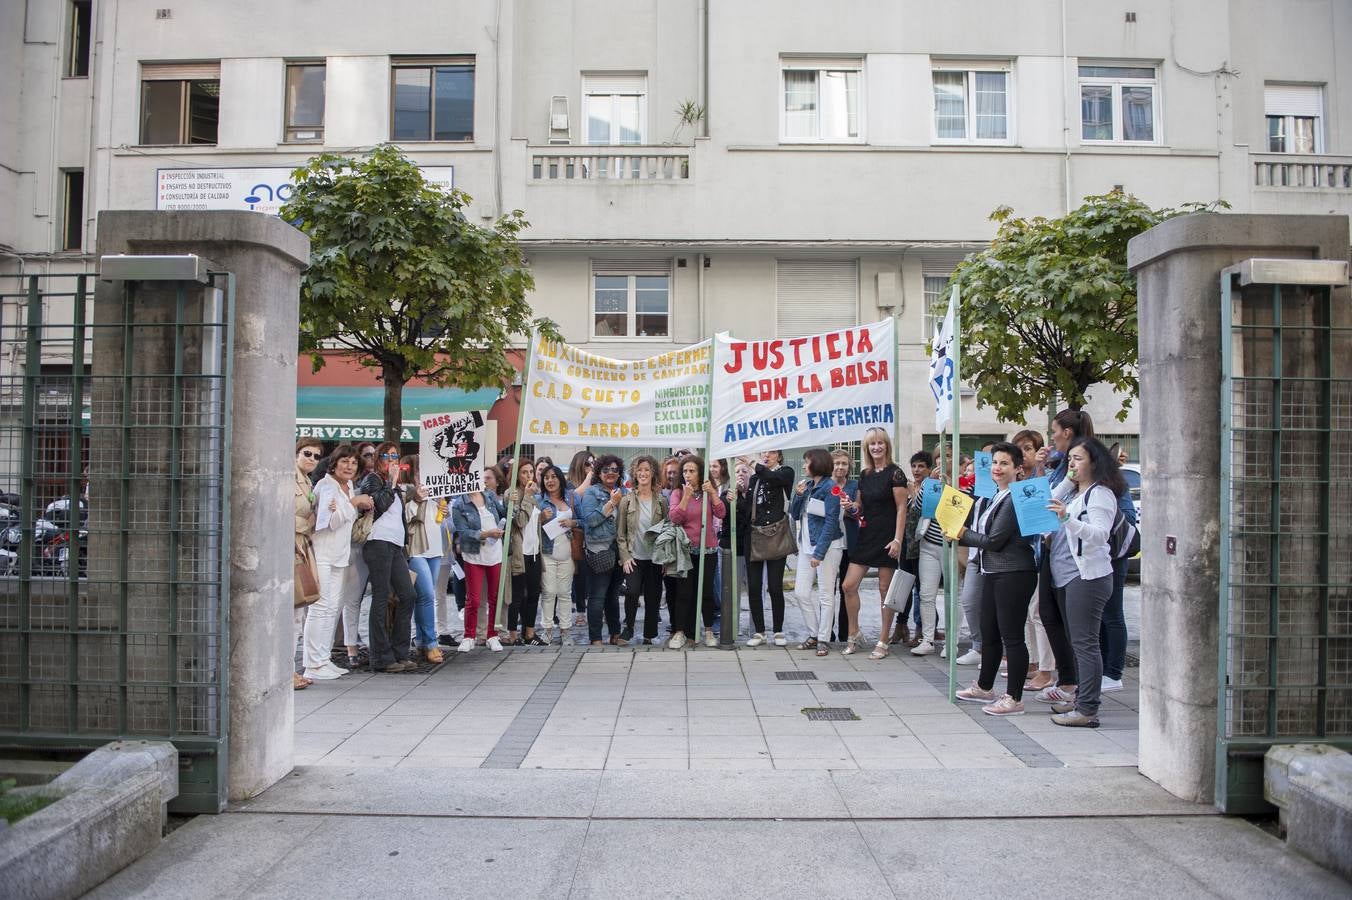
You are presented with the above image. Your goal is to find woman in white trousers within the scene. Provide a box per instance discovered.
[304,445,373,680]
[789,449,844,657]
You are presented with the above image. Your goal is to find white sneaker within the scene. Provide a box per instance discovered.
[322,661,349,677]
[457,638,475,653]
[1101,676,1124,693]
[1035,685,1077,704]
[560,630,574,646]
[668,632,687,650]
[302,666,343,681]
[487,636,504,652]
[940,644,948,659]
[746,633,766,647]
[704,629,717,647]
[910,640,935,656]
[956,649,982,666]
[772,633,787,646]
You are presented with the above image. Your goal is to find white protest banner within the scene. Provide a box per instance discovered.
[709,318,896,458]
[418,410,488,498]
[523,336,711,446]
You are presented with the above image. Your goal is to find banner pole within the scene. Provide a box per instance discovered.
[496,328,538,637]
[695,338,717,645]
[946,286,961,701]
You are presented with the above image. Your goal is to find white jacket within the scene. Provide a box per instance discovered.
[312,474,358,567]
[1052,479,1115,582]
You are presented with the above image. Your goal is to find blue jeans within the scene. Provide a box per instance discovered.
[407,555,442,649]
[585,564,624,642]
[1099,556,1129,680]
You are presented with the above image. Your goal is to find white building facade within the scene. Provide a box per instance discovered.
[3,0,1351,458]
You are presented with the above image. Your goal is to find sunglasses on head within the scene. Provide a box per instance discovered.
[299,450,320,460]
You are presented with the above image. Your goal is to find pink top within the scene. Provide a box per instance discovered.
[668,491,727,550]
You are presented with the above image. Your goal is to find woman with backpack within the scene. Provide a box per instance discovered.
[1042,437,1126,727]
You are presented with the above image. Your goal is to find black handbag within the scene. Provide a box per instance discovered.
[585,546,617,574]
[750,516,797,562]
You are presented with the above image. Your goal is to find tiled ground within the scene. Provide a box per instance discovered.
[295,581,1140,771]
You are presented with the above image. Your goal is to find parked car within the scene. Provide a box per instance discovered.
[1121,463,1142,579]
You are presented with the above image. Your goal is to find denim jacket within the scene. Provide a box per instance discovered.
[536,490,579,556]
[451,493,507,556]
[581,482,627,551]
[789,476,842,561]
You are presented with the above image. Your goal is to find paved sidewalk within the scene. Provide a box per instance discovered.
[294,581,1139,771]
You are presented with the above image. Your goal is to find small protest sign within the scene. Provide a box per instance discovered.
[935,485,975,538]
[974,451,996,499]
[1011,476,1062,537]
[920,478,945,519]
[419,410,488,498]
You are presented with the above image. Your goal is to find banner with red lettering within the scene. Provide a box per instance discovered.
[709,318,896,458]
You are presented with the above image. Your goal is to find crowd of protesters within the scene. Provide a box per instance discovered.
[289,408,1135,728]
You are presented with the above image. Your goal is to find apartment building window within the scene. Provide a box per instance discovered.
[1265,84,1323,154]
[139,63,220,145]
[62,170,84,251]
[391,58,474,142]
[933,65,1010,142]
[592,261,671,339]
[583,73,646,145]
[922,274,951,339]
[776,260,858,337]
[284,62,326,142]
[67,1,92,77]
[781,59,862,142]
[1079,64,1157,143]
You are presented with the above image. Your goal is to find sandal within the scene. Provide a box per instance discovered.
[842,632,864,655]
[868,641,890,661]
[797,637,819,650]
[292,672,311,690]
[815,643,831,657]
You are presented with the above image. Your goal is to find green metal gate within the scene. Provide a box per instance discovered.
[0,269,234,813]
[1217,259,1352,813]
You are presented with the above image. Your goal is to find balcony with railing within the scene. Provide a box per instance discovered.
[529,145,692,182]
[1252,153,1352,190]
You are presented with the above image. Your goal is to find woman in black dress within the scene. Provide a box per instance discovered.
[840,427,908,659]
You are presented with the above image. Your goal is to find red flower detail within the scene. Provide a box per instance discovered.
[831,486,842,496]
[399,463,411,472]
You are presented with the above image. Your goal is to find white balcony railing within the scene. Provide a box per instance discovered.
[530,145,691,182]
[1252,153,1352,189]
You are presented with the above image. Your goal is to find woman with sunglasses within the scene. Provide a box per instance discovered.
[580,455,628,645]
[292,438,324,689]
[354,442,419,673]
[451,466,508,652]
[303,444,375,681]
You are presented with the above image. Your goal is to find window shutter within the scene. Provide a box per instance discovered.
[1265,84,1323,117]
[583,73,646,95]
[591,258,671,276]
[141,62,220,81]
[775,259,859,337]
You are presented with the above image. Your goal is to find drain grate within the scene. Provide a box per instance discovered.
[826,681,872,692]
[803,707,858,721]
[776,671,817,681]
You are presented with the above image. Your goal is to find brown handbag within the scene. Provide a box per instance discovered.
[570,527,585,562]
[293,540,321,607]
[749,516,797,562]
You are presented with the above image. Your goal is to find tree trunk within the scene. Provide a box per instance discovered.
[381,359,406,445]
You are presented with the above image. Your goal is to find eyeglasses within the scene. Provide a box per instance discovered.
[299,450,320,460]
[600,465,620,474]
[381,453,400,460]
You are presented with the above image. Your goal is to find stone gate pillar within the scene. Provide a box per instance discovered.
[1126,213,1349,804]
[95,211,309,802]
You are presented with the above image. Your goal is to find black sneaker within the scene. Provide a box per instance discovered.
[438,633,458,647]
[620,627,634,642]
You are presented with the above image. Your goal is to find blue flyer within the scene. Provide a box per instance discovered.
[1011,476,1062,537]
[974,451,996,499]
[920,478,944,518]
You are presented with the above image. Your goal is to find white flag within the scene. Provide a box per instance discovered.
[928,285,958,432]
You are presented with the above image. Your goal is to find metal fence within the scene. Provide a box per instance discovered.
[1218,275,1352,812]
[0,270,234,813]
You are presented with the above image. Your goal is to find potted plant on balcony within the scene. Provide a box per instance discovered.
[666,100,705,177]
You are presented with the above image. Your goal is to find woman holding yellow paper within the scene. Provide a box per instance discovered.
[948,442,1038,717]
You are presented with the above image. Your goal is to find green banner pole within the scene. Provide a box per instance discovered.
[694,338,717,645]
[496,328,538,637]
[946,286,961,701]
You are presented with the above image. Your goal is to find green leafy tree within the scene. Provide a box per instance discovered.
[947,191,1218,424]
[282,144,557,441]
